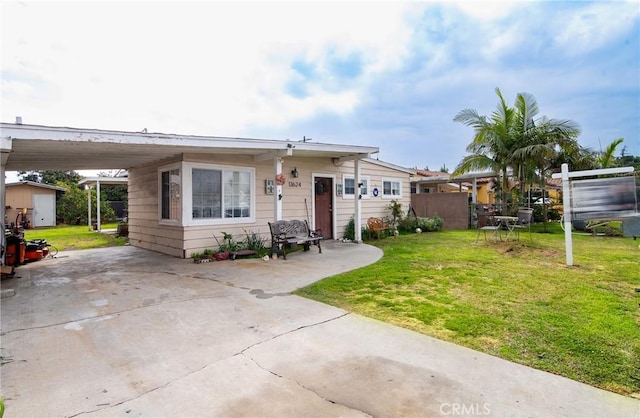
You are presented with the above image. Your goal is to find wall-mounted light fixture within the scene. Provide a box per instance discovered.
[291,167,299,178]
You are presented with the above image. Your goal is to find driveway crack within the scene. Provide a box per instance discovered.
[66,312,354,417]
[238,312,349,355]
[0,295,227,335]
[237,312,371,416]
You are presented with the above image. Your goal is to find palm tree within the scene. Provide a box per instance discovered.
[596,138,624,168]
[454,88,581,225]
[514,116,581,228]
[452,87,517,213]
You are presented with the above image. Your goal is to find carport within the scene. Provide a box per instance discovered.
[1,122,378,263]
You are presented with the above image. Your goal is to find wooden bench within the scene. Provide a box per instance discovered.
[367,217,394,240]
[268,219,323,260]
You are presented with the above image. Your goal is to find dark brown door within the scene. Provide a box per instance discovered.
[314,177,333,239]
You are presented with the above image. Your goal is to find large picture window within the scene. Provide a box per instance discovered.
[191,166,252,221]
[161,168,181,221]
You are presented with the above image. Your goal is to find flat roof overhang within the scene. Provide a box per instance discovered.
[0,123,378,171]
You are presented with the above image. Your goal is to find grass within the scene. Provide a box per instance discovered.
[24,223,127,251]
[296,223,640,397]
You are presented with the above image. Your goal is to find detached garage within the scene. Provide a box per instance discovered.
[5,181,65,228]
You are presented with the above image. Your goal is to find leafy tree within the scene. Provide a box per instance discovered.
[56,182,115,225]
[18,170,81,185]
[616,154,640,172]
[97,170,128,202]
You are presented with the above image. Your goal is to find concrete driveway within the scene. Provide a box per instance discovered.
[1,242,638,417]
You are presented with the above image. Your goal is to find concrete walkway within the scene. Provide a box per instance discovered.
[1,242,638,417]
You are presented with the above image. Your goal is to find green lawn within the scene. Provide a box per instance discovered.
[24,224,127,251]
[296,224,640,396]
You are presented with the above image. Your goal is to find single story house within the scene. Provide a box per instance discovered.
[5,181,66,228]
[1,123,412,258]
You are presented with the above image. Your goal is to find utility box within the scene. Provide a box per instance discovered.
[622,215,640,239]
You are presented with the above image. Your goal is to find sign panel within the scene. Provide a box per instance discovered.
[571,176,638,221]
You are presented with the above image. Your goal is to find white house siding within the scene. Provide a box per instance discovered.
[128,159,185,258]
[128,155,411,258]
[334,160,411,238]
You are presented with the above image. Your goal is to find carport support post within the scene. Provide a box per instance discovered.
[274,157,283,221]
[354,158,362,242]
[96,180,101,232]
[87,185,92,231]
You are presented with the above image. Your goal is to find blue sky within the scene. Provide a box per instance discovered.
[1,1,639,175]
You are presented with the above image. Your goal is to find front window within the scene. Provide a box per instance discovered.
[382,179,402,198]
[192,167,251,220]
[343,176,369,199]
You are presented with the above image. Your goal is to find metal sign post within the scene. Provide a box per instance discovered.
[552,163,635,266]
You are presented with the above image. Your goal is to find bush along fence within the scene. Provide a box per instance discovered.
[343,199,444,241]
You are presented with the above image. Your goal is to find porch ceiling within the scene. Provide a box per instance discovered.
[1,123,378,172]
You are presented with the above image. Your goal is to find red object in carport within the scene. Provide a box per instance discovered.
[24,249,43,262]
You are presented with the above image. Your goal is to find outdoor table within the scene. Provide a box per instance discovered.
[494,216,519,240]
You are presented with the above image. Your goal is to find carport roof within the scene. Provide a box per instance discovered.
[1,123,379,171]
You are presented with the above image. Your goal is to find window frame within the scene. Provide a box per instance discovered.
[381,178,403,199]
[342,175,370,200]
[158,163,182,225]
[184,162,255,226]
[158,161,256,226]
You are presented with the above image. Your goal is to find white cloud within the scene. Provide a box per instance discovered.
[1,1,418,134]
[553,1,640,55]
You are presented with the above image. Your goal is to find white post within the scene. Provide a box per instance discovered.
[96,180,101,232]
[274,157,283,221]
[354,159,362,242]
[0,160,5,266]
[560,163,573,266]
[87,186,92,231]
[472,178,477,204]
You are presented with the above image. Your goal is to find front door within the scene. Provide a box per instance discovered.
[314,177,333,239]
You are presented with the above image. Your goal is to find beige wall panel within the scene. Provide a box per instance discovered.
[128,155,411,257]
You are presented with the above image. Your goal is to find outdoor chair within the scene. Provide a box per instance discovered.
[476,212,500,241]
[513,207,534,241]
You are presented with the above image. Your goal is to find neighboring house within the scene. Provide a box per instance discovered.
[411,170,471,194]
[1,123,412,258]
[5,181,66,228]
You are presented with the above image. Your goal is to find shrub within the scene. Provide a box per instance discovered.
[242,230,267,252]
[397,215,444,233]
[344,217,355,240]
[532,205,561,222]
